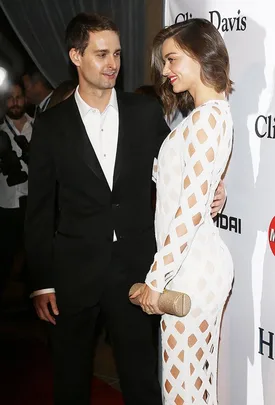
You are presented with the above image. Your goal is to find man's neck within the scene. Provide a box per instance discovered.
[8,115,27,133]
[78,86,113,113]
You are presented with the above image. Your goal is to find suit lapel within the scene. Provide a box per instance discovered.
[113,92,130,188]
[65,95,110,189]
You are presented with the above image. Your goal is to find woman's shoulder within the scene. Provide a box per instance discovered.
[187,99,231,127]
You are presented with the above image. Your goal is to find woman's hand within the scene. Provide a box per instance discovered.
[129,285,144,301]
[139,284,164,315]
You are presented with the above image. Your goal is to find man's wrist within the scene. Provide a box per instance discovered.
[30,288,55,298]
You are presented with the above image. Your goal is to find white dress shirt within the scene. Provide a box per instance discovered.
[74,86,119,189]
[31,86,119,298]
[39,92,53,111]
[0,114,33,209]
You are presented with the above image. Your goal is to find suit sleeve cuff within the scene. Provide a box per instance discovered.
[30,288,55,298]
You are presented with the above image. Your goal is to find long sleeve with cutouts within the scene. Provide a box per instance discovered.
[146,103,230,293]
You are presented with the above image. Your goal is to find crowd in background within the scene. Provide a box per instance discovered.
[0,69,78,307]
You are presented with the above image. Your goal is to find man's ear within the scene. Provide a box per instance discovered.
[69,48,81,67]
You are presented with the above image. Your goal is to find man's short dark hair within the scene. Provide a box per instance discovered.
[65,13,119,56]
[11,79,25,95]
[24,67,53,90]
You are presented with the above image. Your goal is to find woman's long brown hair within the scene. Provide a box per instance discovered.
[151,19,233,119]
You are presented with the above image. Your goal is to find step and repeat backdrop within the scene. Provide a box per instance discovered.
[164,1,275,404]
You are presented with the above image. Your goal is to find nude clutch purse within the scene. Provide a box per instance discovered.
[129,283,191,317]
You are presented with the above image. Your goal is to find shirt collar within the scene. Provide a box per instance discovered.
[39,91,53,110]
[5,113,33,128]
[74,85,118,120]
[25,113,34,124]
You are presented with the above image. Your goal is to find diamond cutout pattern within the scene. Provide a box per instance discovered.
[178,350,184,363]
[175,321,185,334]
[196,348,204,361]
[165,379,172,393]
[168,334,177,349]
[175,394,184,405]
[148,100,233,405]
[188,334,197,348]
[171,365,180,379]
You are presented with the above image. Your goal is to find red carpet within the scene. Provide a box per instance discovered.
[0,338,124,405]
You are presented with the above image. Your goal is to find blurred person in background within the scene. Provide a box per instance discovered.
[46,80,77,110]
[0,80,32,299]
[23,67,53,118]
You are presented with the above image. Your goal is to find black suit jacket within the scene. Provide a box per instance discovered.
[25,91,170,309]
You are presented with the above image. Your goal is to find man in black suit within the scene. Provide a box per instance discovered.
[25,13,225,405]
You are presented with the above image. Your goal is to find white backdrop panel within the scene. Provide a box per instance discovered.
[164,2,275,405]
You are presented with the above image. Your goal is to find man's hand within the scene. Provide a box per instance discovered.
[33,293,59,325]
[138,284,164,315]
[211,179,226,218]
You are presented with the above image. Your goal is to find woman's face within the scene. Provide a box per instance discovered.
[161,37,201,93]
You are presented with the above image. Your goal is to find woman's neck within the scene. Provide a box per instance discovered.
[190,83,226,108]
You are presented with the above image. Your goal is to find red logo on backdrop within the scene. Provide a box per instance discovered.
[269,217,275,255]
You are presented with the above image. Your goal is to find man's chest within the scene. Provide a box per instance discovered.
[53,117,157,186]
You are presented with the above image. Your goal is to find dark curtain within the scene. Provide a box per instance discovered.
[0,0,146,91]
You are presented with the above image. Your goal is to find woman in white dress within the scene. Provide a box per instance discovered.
[136,19,234,404]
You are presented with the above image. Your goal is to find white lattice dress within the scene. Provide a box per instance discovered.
[145,100,234,405]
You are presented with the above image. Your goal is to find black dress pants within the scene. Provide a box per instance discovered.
[0,201,26,297]
[48,242,162,405]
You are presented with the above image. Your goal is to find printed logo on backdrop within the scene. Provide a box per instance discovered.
[268,217,275,255]
[216,213,242,234]
[175,9,247,32]
[258,327,275,360]
[255,115,275,139]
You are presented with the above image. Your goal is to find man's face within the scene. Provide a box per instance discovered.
[6,85,26,120]
[70,30,121,91]
[22,74,39,105]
